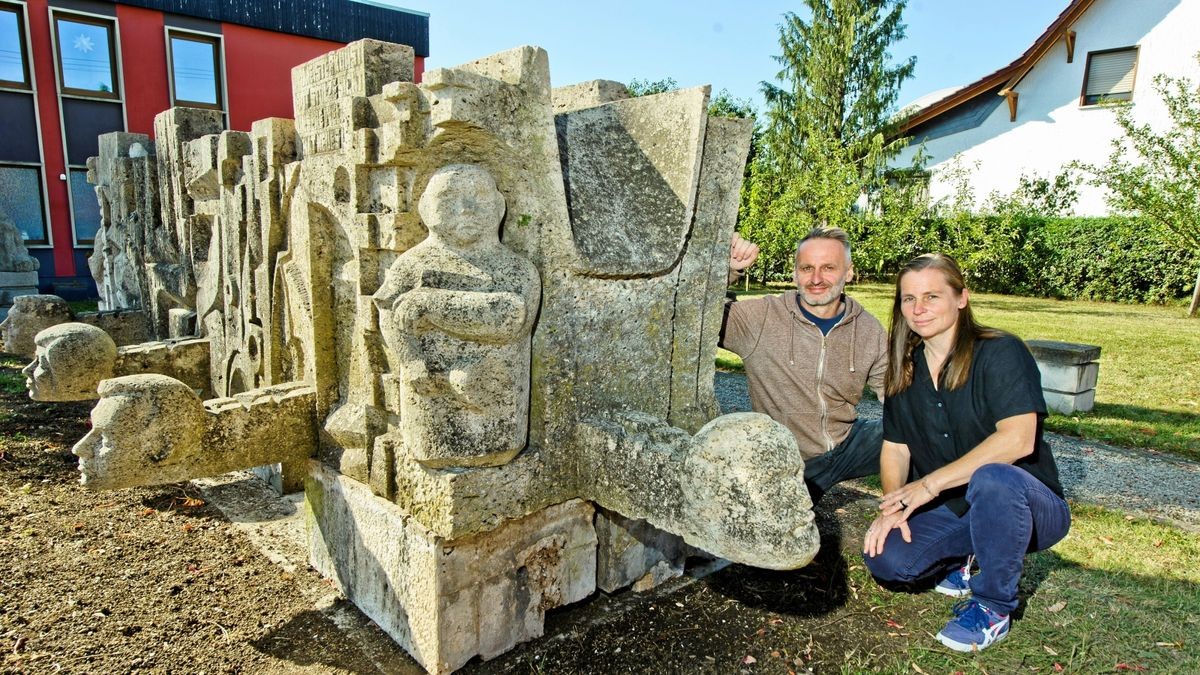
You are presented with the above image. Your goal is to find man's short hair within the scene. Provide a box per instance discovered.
[795,226,852,263]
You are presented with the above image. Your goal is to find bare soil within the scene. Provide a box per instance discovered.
[0,356,934,674]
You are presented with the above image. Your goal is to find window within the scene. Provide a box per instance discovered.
[0,164,47,244]
[0,3,29,89]
[54,14,118,98]
[168,31,223,109]
[1082,47,1138,106]
[68,168,100,244]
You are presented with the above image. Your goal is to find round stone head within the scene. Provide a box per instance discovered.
[1,294,72,357]
[72,374,207,491]
[418,164,506,248]
[22,322,116,401]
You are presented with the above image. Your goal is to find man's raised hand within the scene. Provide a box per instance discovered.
[729,232,759,274]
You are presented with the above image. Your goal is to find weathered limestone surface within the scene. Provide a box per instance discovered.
[23,323,116,401]
[1,295,72,357]
[373,164,540,469]
[307,462,596,674]
[60,39,814,673]
[550,79,630,114]
[72,374,314,490]
[578,411,817,570]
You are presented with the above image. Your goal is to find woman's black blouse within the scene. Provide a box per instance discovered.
[882,334,1064,515]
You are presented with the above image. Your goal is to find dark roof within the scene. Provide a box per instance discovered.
[899,0,1093,133]
[118,0,429,56]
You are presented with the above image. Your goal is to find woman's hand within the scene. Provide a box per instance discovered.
[863,510,909,558]
[864,478,941,557]
[879,477,940,520]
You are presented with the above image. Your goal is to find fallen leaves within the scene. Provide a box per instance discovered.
[741,654,757,665]
[1114,663,1148,671]
[1046,601,1067,613]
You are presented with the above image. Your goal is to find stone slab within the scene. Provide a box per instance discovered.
[1038,361,1099,395]
[1044,388,1096,414]
[1026,339,1101,366]
[0,270,39,287]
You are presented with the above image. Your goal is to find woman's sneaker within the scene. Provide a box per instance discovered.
[936,598,1010,652]
[934,554,975,597]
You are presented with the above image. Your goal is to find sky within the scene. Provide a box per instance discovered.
[381,0,1069,113]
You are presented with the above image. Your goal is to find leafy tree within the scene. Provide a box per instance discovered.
[742,0,915,279]
[626,77,679,97]
[1082,54,1200,316]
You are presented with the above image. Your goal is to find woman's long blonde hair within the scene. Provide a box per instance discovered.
[884,253,1003,397]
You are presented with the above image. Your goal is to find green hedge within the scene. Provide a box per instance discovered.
[851,215,1199,303]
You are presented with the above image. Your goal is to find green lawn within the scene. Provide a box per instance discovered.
[720,283,1200,460]
[832,501,1200,673]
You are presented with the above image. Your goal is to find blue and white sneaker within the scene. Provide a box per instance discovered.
[936,598,1011,652]
[934,554,976,597]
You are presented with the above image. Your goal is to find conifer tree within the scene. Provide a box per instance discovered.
[742,0,914,278]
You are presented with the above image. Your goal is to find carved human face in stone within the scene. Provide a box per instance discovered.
[418,164,506,248]
[21,323,116,401]
[72,374,206,490]
[1,295,72,357]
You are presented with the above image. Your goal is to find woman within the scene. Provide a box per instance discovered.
[862,253,1070,652]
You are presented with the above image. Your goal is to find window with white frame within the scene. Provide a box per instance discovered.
[1081,47,1138,106]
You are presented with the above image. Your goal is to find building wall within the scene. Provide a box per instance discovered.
[3,0,426,297]
[896,0,1200,215]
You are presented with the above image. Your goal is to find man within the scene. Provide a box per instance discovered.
[721,227,887,503]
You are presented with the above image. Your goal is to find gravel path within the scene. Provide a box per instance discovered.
[715,372,1200,530]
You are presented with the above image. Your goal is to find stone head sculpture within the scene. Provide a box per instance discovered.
[681,413,817,570]
[23,322,117,401]
[419,163,506,248]
[72,374,207,490]
[1,294,72,357]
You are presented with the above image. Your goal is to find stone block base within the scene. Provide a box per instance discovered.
[1044,388,1096,414]
[305,462,597,673]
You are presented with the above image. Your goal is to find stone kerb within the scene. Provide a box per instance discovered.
[1026,339,1101,414]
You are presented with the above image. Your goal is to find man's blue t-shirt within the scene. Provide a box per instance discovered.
[797,295,844,335]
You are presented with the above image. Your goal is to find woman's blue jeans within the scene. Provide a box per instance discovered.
[862,463,1071,615]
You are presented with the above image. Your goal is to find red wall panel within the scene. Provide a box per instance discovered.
[222,23,424,131]
[114,5,169,135]
[221,23,342,131]
[23,0,72,274]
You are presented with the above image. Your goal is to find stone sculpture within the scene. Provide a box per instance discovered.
[0,208,40,322]
[373,163,539,469]
[1,294,72,357]
[58,39,818,673]
[24,321,210,402]
[73,374,313,490]
[23,323,116,401]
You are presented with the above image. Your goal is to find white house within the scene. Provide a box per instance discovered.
[894,0,1200,215]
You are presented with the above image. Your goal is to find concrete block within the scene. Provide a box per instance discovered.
[1038,361,1099,394]
[1044,388,1096,414]
[1027,339,1101,366]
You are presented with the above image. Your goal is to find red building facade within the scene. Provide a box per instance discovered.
[0,0,428,297]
